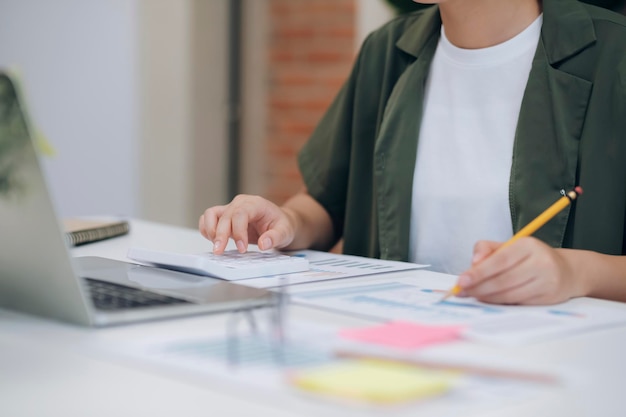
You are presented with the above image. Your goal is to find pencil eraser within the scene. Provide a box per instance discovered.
[574,186,583,195]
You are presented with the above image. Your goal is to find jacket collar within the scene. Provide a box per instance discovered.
[541,0,596,65]
[395,0,597,65]
[396,5,441,59]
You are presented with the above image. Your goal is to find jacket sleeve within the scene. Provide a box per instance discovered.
[297,35,370,240]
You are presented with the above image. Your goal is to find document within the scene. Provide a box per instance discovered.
[291,270,626,345]
[241,250,427,288]
[98,318,551,413]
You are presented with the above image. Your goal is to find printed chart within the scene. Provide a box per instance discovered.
[240,250,426,288]
[292,278,626,344]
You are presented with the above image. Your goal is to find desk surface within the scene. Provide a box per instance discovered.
[2,219,625,417]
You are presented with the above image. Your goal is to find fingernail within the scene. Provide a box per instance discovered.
[260,237,272,251]
[457,290,468,298]
[213,240,222,252]
[236,240,245,253]
[458,275,471,288]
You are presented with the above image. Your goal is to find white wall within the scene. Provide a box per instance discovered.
[139,0,230,227]
[0,0,139,218]
[138,0,193,226]
[240,0,268,196]
[0,0,230,227]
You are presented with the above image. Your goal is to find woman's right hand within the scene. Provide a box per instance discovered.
[199,194,297,254]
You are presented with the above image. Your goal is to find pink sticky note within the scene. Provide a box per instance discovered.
[339,321,463,350]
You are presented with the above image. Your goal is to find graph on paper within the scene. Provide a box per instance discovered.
[239,250,427,288]
[151,335,331,369]
[292,278,626,344]
[294,282,498,323]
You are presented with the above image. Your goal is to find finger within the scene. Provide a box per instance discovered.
[476,276,539,305]
[213,211,235,254]
[257,231,274,251]
[469,270,536,302]
[258,229,286,251]
[230,209,251,253]
[514,281,568,306]
[455,241,505,293]
[257,224,293,251]
[471,240,501,265]
[200,206,225,242]
[463,239,532,289]
[198,214,208,239]
[218,195,263,249]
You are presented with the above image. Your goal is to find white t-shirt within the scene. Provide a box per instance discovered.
[409,15,543,274]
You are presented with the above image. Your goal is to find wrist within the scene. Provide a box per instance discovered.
[570,251,626,302]
[281,206,300,233]
[280,206,302,249]
[557,249,593,298]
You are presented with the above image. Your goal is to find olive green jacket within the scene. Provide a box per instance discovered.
[298,0,626,261]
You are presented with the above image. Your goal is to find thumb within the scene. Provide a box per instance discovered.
[257,228,293,251]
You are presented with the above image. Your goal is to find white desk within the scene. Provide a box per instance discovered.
[1,219,625,417]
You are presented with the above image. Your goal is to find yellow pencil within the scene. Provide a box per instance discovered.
[441,186,583,301]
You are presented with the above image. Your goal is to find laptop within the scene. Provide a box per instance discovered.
[0,71,273,326]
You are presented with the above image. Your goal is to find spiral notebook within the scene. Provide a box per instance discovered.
[63,218,130,246]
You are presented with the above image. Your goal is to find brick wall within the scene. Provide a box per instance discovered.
[264,0,356,204]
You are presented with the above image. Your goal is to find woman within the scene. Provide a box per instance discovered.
[200,0,626,305]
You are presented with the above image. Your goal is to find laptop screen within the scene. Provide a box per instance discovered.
[0,72,92,324]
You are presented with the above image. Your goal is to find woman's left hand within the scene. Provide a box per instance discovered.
[456,237,585,305]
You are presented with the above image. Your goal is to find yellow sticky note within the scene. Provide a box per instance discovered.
[291,359,456,404]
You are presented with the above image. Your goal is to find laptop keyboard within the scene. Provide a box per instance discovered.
[84,278,190,311]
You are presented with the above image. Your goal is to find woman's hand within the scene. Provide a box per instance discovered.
[199,191,335,255]
[199,194,297,254]
[456,237,587,305]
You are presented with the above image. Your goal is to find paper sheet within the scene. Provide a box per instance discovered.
[292,273,626,345]
[94,319,549,414]
[240,250,427,288]
[125,250,426,290]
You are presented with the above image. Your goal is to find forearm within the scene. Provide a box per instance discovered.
[561,249,626,302]
[281,191,335,251]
